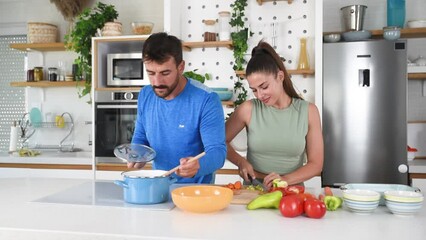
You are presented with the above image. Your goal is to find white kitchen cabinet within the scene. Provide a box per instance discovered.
[0,168,93,179]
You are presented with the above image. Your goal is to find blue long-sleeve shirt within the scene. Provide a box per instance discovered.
[132,79,226,183]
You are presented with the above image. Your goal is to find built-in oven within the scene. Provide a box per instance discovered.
[95,91,139,163]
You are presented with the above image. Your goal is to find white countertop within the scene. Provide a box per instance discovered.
[0,151,92,165]
[0,178,425,240]
[0,151,239,171]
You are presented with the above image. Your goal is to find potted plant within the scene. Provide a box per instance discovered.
[65,2,118,102]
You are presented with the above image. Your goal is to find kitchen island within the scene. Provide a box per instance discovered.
[0,178,425,240]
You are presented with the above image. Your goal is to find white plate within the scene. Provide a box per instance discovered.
[384,190,424,203]
[407,20,426,28]
[343,189,380,201]
[342,30,372,42]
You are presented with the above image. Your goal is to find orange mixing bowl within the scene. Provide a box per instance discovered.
[171,185,233,213]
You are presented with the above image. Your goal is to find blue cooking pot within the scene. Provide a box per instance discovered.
[114,170,177,204]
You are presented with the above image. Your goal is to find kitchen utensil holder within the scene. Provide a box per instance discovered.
[20,112,75,152]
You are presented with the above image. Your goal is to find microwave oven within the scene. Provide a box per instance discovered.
[107,53,150,87]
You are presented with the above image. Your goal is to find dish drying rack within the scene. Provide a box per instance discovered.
[19,112,75,152]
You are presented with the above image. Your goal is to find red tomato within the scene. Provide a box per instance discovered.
[298,193,315,202]
[304,198,326,219]
[279,195,304,218]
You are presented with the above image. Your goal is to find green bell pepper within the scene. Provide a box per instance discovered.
[247,191,283,210]
[324,196,343,211]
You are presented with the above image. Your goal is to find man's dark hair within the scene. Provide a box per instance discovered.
[142,32,183,66]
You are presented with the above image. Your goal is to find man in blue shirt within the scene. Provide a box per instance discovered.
[129,32,226,183]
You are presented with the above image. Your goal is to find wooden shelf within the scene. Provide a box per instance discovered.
[10,42,66,52]
[371,27,426,39]
[257,0,293,5]
[182,41,233,51]
[235,69,315,78]
[325,28,426,39]
[408,120,426,124]
[10,81,86,87]
[95,87,142,91]
[408,73,426,80]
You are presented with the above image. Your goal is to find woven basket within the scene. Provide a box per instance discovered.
[27,22,58,43]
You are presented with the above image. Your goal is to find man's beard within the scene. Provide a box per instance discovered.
[152,75,180,99]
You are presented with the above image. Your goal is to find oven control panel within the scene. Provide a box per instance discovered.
[113,92,139,101]
[95,91,139,102]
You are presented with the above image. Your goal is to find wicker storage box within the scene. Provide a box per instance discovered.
[27,22,58,43]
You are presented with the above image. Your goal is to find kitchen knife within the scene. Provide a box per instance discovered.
[248,175,268,192]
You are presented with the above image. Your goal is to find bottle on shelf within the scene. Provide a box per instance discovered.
[387,0,405,28]
[297,38,310,70]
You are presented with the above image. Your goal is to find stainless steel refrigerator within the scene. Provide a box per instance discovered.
[322,39,408,187]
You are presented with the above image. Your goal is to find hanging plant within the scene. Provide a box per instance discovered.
[64,2,118,102]
[230,0,253,107]
[183,69,211,84]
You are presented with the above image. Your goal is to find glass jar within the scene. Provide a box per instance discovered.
[203,19,216,42]
[27,69,34,82]
[48,67,58,81]
[297,38,310,70]
[34,67,43,81]
[218,11,231,41]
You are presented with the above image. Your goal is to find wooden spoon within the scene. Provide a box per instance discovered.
[162,152,206,177]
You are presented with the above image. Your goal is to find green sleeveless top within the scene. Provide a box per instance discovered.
[247,98,309,175]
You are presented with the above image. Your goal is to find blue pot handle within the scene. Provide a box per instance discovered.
[169,176,178,184]
[114,180,129,189]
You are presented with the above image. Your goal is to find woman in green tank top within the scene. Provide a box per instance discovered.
[225,41,324,189]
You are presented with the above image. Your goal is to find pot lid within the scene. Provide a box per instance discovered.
[114,143,156,163]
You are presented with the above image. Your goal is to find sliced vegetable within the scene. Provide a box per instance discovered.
[224,181,242,190]
[284,185,305,195]
[324,196,343,211]
[234,181,242,190]
[272,178,288,188]
[247,190,283,210]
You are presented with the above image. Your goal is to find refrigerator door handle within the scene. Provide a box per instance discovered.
[362,69,370,87]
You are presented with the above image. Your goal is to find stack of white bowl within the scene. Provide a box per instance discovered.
[384,191,424,216]
[343,189,380,214]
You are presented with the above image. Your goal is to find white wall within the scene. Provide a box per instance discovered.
[0,0,164,152]
[0,0,164,37]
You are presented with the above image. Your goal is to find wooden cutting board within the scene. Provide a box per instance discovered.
[231,188,262,205]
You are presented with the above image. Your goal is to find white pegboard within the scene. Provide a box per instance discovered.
[165,0,316,102]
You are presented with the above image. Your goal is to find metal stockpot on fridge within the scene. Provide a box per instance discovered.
[341,5,367,31]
